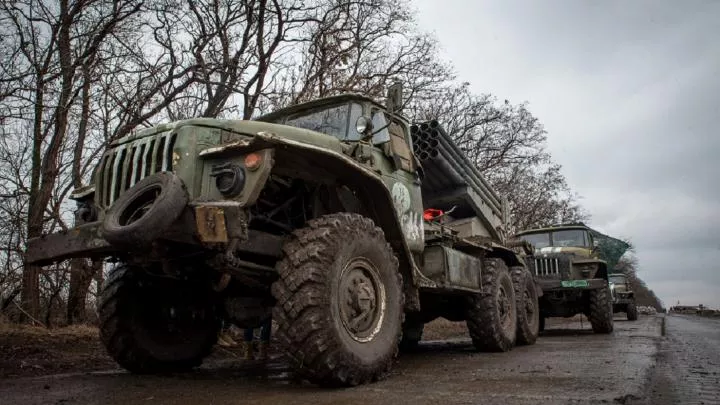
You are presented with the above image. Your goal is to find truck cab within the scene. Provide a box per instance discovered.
[608,273,638,320]
[515,223,614,333]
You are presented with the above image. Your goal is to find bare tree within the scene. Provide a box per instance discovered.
[0,0,143,321]
[615,252,664,311]
[409,82,587,231]
[497,163,589,233]
[0,0,597,326]
[262,0,453,110]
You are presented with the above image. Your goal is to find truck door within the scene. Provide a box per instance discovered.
[370,109,425,252]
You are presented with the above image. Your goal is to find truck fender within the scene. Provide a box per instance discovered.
[205,131,434,309]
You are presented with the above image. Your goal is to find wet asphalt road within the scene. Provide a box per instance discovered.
[643,314,720,405]
[0,314,674,405]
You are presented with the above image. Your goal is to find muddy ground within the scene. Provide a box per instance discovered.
[1,315,685,405]
[0,324,113,379]
[0,317,473,380]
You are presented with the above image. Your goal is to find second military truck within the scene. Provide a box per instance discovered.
[609,273,638,320]
[515,223,614,334]
[25,84,539,387]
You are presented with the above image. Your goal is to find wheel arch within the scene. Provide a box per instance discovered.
[239,134,426,309]
[485,245,525,269]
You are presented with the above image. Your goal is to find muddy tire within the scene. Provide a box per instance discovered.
[99,263,220,373]
[466,258,517,352]
[587,284,614,333]
[399,317,424,352]
[271,213,403,387]
[511,267,539,345]
[101,172,188,248]
[626,302,638,321]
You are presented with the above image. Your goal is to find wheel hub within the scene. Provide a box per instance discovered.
[339,258,385,342]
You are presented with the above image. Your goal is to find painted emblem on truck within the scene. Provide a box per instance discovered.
[391,181,423,243]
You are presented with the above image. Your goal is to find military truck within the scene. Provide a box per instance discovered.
[25,84,538,387]
[608,273,638,320]
[515,223,614,334]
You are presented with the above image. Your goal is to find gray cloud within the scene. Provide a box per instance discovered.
[414,0,720,307]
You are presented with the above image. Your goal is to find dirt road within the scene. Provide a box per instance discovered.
[0,315,667,405]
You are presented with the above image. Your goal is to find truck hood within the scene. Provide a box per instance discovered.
[535,246,593,258]
[111,118,346,155]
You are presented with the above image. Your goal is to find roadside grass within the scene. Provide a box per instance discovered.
[0,319,98,337]
[0,319,111,378]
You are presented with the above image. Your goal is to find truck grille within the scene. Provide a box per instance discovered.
[96,132,177,208]
[534,257,560,276]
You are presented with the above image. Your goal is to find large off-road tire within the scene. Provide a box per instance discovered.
[626,302,639,321]
[587,284,614,334]
[466,258,517,352]
[99,263,220,373]
[101,172,188,248]
[398,317,424,352]
[271,213,403,387]
[511,267,540,346]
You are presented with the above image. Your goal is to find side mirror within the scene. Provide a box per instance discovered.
[355,116,374,140]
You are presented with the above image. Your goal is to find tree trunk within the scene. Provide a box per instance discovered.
[21,80,46,323]
[94,262,104,315]
[67,259,96,324]
[67,61,95,325]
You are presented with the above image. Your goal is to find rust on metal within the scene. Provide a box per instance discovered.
[24,222,115,266]
[195,205,228,243]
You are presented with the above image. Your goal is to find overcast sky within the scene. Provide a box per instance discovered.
[412,0,720,308]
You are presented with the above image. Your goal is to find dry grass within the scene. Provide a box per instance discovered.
[0,321,98,337]
[0,320,109,378]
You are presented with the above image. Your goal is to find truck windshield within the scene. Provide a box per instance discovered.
[519,229,589,248]
[552,229,587,247]
[281,103,363,141]
[609,275,627,284]
[521,232,551,249]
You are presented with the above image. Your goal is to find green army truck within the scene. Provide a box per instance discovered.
[515,223,614,334]
[609,273,638,320]
[25,84,539,387]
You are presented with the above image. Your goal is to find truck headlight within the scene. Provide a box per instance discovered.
[210,163,246,197]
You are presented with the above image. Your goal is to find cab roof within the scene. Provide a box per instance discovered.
[514,222,591,236]
[256,93,407,123]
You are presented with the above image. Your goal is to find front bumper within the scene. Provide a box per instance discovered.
[25,222,117,266]
[25,205,286,266]
[536,278,608,292]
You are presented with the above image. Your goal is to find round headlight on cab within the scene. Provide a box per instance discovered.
[355,116,373,134]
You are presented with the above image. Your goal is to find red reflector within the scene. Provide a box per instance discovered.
[423,208,444,221]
